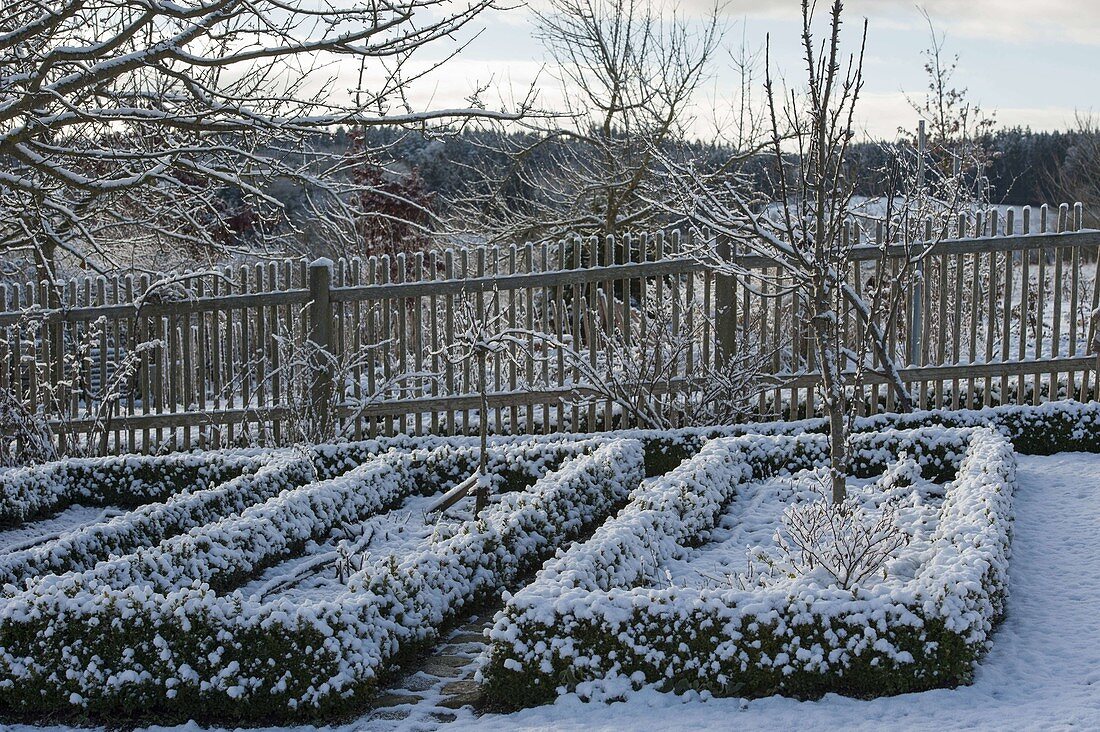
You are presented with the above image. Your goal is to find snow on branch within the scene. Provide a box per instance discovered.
[1,0,530,282]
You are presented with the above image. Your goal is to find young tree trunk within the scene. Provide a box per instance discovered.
[813,293,848,504]
[827,403,847,503]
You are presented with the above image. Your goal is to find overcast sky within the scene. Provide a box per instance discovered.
[388,0,1096,141]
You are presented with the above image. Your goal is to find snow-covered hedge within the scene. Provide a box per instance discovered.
[0,439,646,723]
[636,399,1100,470]
[313,400,1100,487]
[12,450,419,597]
[6,399,1091,534]
[1,436,603,594]
[408,436,606,495]
[436,399,1098,475]
[342,438,647,653]
[0,452,319,588]
[482,427,1016,707]
[0,450,265,528]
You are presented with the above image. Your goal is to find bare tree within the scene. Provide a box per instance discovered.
[906,10,996,188]
[662,0,875,502]
[0,0,525,284]
[455,0,722,246]
[664,2,993,502]
[435,289,557,511]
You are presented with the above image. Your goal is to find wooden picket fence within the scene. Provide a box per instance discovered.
[2,203,1099,454]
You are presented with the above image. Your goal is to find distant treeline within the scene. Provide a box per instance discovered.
[344,125,1084,212]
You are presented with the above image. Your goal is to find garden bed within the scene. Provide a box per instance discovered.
[0,438,645,724]
[661,463,945,591]
[4,400,1099,725]
[481,427,1016,708]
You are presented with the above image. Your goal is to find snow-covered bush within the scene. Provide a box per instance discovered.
[0,437,605,591]
[0,449,265,527]
[13,450,419,595]
[0,452,318,587]
[6,398,1090,535]
[487,398,1100,469]
[0,398,1089,722]
[749,471,911,590]
[482,427,1015,707]
[0,439,646,722]
[345,439,647,639]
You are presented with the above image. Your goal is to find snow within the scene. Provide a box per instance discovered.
[0,504,121,554]
[451,451,1100,731]
[661,468,944,591]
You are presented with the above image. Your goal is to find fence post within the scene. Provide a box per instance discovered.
[908,120,927,366]
[715,234,736,369]
[308,258,335,437]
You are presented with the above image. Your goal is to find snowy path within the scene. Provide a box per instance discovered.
[452,452,1100,731]
[0,504,121,554]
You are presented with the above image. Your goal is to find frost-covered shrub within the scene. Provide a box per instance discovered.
[311,434,604,497]
[0,450,265,527]
[408,437,606,495]
[0,452,319,588]
[749,471,911,591]
[482,427,1015,707]
[0,438,601,592]
[0,439,646,723]
[14,450,419,596]
[346,439,647,641]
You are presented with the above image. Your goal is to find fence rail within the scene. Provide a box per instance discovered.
[2,203,1100,455]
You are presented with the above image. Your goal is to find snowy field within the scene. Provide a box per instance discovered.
[9,451,1090,732]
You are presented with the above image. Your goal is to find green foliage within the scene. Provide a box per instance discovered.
[483,606,979,710]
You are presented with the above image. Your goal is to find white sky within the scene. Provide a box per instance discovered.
[372,0,1097,141]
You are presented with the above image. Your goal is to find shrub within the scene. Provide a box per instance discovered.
[0,452,317,587]
[0,450,265,527]
[482,427,1015,708]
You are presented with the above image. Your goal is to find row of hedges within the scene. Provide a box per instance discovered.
[0,434,426,532]
[19,451,420,597]
[482,427,1015,708]
[6,399,1094,532]
[0,439,647,724]
[629,400,1100,474]
[0,433,602,594]
[310,400,1100,480]
[0,450,269,528]
[0,452,318,589]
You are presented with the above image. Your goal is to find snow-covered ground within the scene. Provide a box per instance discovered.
[9,451,1100,732]
[660,466,943,591]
